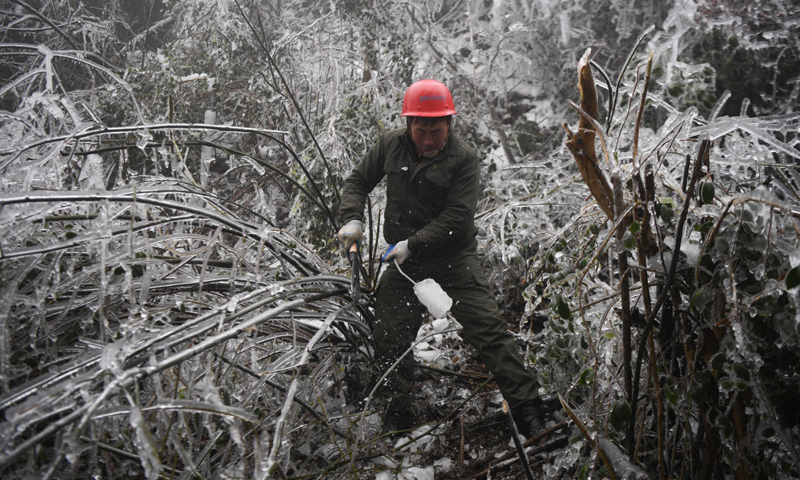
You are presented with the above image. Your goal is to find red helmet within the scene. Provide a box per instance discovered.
[401,79,457,117]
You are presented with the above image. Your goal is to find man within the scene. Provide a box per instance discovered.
[337,79,548,437]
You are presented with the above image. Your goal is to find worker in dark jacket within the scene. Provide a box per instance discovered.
[337,79,548,437]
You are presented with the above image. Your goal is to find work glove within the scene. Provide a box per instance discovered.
[383,240,411,265]
[337,220,363,249]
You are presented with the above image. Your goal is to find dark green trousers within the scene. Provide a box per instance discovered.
[373,250,540,411]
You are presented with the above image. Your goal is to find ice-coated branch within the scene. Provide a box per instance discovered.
[1,123,288,158]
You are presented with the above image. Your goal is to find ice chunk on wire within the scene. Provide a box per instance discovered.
[413,278,452,319]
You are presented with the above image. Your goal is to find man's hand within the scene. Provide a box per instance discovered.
[337,220,363,249]
[383,240,411,265]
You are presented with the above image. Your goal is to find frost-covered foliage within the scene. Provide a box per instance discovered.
[1,0,800,479]
[0,85,370,480]
[492,30,800,480]
[0,2,371,479]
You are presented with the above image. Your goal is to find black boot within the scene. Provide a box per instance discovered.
[381,403,416,435]
[511,398,549,438]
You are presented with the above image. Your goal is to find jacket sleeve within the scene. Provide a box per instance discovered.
[337,136,387,225]
[407,149,480,255]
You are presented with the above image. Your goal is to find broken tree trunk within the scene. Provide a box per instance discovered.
[563,48,615,221]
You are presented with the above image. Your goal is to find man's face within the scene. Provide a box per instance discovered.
[409,119,450,159]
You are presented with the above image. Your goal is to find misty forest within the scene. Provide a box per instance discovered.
[1,0,799,479]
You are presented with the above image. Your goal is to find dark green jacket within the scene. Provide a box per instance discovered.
[338,127,479,258]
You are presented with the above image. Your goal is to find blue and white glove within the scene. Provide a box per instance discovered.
[382,240,411,265]
[337,220,363,249]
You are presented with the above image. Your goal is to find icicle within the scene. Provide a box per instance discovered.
[79,154,105,190]
[740,97,751,116]
[37,45,55,92]
[709,89,731,121]
[136,129,152,152]
[560,10,571,46]
[128,400,163,480]
[200,110,216,189]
